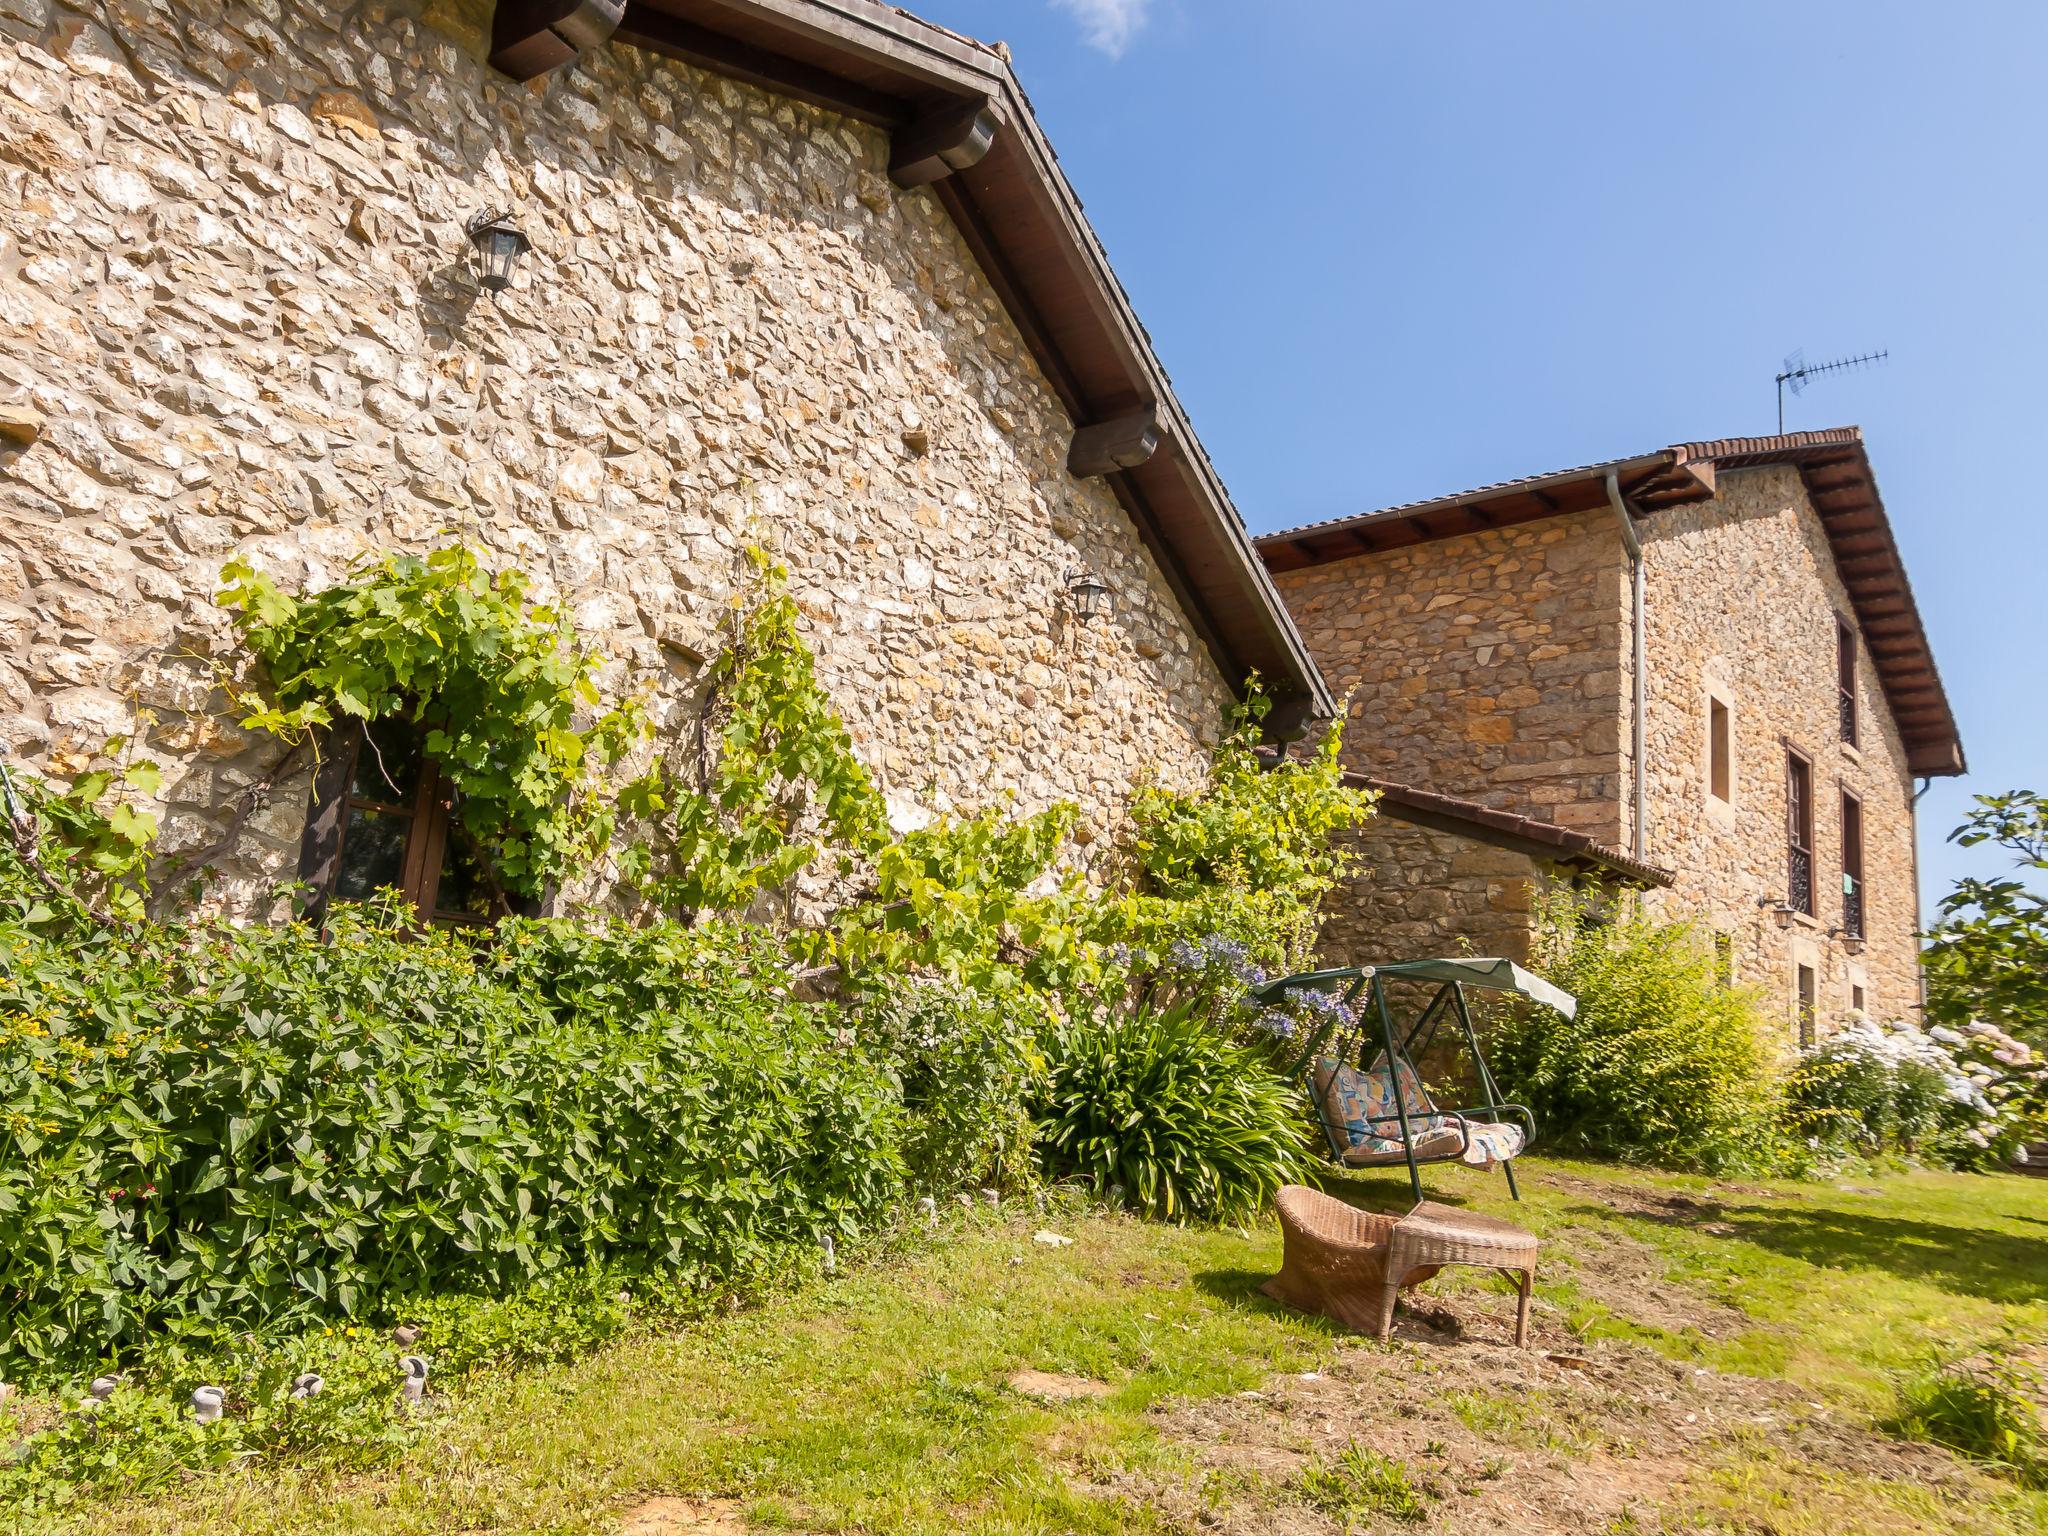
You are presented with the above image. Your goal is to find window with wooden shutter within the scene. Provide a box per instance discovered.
[1841,791,1865,939]
[1786,749,1815,916]
[297,718,505,929]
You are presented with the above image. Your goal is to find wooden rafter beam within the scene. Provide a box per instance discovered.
[890,99,999,188]
[1067,407,1162,477]
[489,0,624,79]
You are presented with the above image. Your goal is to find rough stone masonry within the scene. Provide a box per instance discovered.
[0,0,1234,915]
[1271,460,1927,1039]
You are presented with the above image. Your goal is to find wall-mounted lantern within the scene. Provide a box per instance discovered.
[1064,568,1111,623]
[465,208,531,295]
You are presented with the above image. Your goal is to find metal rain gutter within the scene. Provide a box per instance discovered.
[1605,469,1649,863]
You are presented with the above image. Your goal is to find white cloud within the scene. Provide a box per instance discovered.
[1051,0,1151,59]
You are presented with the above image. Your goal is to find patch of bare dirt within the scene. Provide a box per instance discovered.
[1094,1285,1973,1536]
[1542,1171,1731,1226]
[1008,1369,1116,1403]
[619,1496,748,1535]
[1546,1224,1752,1338]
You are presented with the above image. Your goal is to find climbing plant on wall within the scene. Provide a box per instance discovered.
[619,544,890,917]
[218,547,647,899]
[1107,689,1378,967]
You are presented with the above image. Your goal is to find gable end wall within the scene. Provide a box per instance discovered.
[1638,463,1922,1032]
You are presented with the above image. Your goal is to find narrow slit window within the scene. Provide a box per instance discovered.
[1713,931,1735,988]
[1796,964,1817,1049]
[1708,696,1732,802]
[1851,983,1867,1017]
[1837,618,1858,747]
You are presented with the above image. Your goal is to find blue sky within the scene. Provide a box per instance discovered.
[916,0,2047,915]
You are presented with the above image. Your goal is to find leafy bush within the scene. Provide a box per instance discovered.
[1923,790,2048,1054]
[1114,695,1378,968]
[1031,997,1306,1222]
[0,893,904,1379]
[1786,1017,2048,1169]
[1498,893,1782,1173]
[1887,1356,2046,1487]
[852,979,1040,1191]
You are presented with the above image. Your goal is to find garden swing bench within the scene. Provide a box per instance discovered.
[1250,958,1575,1203]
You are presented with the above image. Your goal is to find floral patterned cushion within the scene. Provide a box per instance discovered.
[1310,1054,1466,1162]
[1457,1120,1525,1168]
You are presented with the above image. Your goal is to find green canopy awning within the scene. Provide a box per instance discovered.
[1254,958,1576,1020]
[1367,957,1577,1019]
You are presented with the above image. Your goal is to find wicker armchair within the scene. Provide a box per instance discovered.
[1260,1185,1440,1332]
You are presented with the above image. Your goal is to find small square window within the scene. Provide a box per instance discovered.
[298,717,510,930]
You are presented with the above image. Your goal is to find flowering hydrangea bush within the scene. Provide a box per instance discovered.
[1785,1015,2048,1169]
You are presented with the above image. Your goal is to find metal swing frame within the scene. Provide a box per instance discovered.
[1252,959,1572,1203]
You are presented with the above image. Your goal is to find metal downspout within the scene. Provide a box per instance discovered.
[1605,471,1648,863]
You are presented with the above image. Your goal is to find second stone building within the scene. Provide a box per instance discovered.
[1259,429,1964,1044]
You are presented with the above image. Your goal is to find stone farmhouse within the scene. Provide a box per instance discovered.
[1258,430,1965,1043]
[0,0,1330,921]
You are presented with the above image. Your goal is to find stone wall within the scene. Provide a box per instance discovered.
[1316,816,1546,969]
[1269,510,1630,846]
[0,0,1233,915]
[1638,464,1922,1035]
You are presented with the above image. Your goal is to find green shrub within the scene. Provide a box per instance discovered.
[1031,997,1306,1222]
[852,979,1041,1192]
[1497,893,1783,1173]
[1112,696,1378,969]
[0,894,905,1379]
[1887,1356,2046,1487]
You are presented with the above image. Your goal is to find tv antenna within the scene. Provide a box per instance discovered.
[1776,348,1887,432]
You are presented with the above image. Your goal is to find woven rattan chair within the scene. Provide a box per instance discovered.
[1261,1185,1440,1332]
[1376,1199,1539,1347]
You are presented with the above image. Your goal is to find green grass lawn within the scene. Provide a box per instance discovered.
[37,1158,2048,1536]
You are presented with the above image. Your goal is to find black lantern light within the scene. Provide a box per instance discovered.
[1065,568,1111,622]
[465,208,530,295]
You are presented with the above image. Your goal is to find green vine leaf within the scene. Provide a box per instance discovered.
[218,547,650,901]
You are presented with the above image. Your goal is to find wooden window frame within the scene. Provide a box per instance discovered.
[1785,746,1816,917]
[297,719,521,930]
